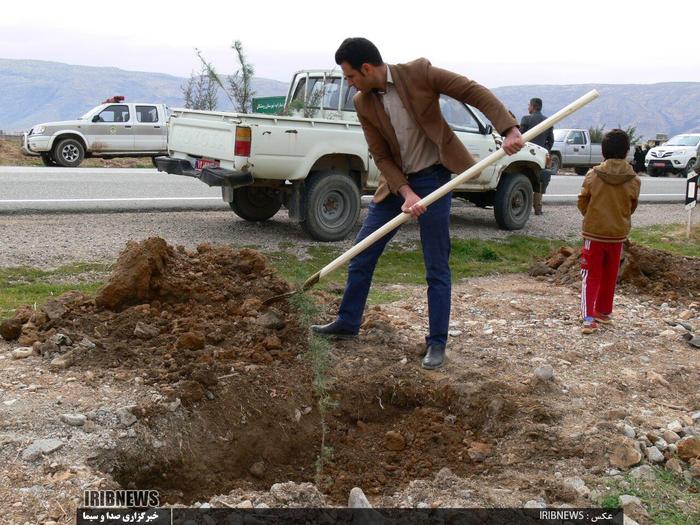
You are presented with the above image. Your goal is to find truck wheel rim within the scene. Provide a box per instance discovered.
[319,190,349,228]
[511,188,527,219]
[62,144,79,162]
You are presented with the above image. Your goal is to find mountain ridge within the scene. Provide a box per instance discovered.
[1,58,698,141]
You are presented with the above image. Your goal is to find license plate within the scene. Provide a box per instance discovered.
[195,158,219,170]
[652,162,666,167]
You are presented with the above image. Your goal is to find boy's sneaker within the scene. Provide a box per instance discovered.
[594,313,613,325]
[581,318,599,334]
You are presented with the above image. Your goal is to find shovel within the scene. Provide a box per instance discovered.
[263,89,600,305]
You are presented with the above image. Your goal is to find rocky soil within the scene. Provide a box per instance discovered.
[1,239,699,525]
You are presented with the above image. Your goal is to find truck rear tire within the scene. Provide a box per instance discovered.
[53,138,85,167]
[301,172,360,241]
[229,187,282,221]
[493,173,532,230]
[574,167,588,176]
[550,153,561,175]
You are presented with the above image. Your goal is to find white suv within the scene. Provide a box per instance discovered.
[645,133,700,177]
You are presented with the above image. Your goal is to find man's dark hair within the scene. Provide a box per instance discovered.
[529,98,543,111]
[602,129,630,160]
[335,38,383,70]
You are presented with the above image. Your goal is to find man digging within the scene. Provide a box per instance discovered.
[311,37,524,369]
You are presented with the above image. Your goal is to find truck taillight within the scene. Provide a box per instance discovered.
[235,127,251,157]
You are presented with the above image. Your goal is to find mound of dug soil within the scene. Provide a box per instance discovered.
[532,241,700,299]
[3,237,302,401]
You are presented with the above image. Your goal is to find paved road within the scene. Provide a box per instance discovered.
[0,167,688,213]
[0,167,224,212]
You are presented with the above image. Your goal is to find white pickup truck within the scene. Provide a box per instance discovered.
[156,70,547,241]
[22,97,170,167]
[550,128,634,175]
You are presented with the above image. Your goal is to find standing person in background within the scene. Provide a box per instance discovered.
[632,144,647,173]
[577,129,641,334]
[520,98,554,215]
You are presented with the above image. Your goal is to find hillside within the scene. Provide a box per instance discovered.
[0,58,289,132]
[1,58,698,141]
[491,83,700,140]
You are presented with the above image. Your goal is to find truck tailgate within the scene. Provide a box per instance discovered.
[169,116,236,161]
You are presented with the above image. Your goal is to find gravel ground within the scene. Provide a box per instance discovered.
[0,203,688,268]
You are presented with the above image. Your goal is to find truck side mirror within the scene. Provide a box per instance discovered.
[483,124,493,135]
[91,115,100,123]
[566,138,574,144]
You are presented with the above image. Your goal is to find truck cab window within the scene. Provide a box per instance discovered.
[306,78,325,108]
[570,131,585,145]
[292,77,325,108]
[292,78,307,102]
[439,96,481,133]
[136,106,158,123]
[322,78,342,110]
[342,86,358,111]
[98,105,130,123]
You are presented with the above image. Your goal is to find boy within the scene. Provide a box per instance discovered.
[577,129,641,334]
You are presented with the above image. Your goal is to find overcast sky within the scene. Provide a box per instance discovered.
[2,0,699,87]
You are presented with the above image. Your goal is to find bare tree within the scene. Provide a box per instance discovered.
[228,40,256,113]
[182,64,218,110]
[622,125,644,145]
[588,124,606,144]
[195,41,255,114]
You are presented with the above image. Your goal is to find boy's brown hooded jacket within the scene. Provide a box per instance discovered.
[577,159,641,243]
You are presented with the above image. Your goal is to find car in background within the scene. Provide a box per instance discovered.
[644,133,700,177]
[550,128,634,175]
[22,96,170,167]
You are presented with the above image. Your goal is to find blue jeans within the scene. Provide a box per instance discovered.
[336,164,452,346]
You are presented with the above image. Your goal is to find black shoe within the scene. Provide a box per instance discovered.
[421,344,446,370]
[310,320,357,340]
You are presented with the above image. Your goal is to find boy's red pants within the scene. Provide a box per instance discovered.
[580,239,623,319]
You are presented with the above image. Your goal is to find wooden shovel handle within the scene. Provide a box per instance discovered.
[313,89,600,282]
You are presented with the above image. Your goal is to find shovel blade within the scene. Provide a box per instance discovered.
[261,271,322,306]
[262,289,299,306]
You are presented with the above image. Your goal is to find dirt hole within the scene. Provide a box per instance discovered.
[97,374,532,504]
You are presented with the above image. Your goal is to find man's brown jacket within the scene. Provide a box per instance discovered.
[353,58,518,202]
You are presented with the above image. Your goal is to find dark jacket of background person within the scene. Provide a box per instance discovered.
[520,111,554,151]
[578,159,641,243]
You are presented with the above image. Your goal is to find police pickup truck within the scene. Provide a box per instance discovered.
[22,96,170,167]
